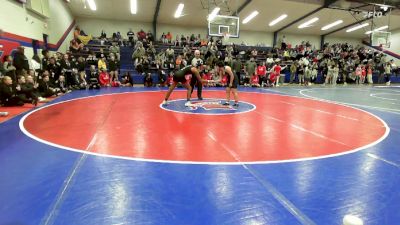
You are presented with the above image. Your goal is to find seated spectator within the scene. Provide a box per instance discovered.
[0,76,25,106]
[73,26,92,45]
[99,68,110,87]
[121,72,133,87]
[111,76,121,87]
[38,74,58,97]
[158,69,167,87]
[54,75,71,93]
[144,73,153,87]
[16,75,39,105]
[146,31,154,42]
[69,39,84,53]
[98,55,107,72]
[86,51,98,65]
[88,65,100,89]
[109,42,120,60]
[25,75,45,102]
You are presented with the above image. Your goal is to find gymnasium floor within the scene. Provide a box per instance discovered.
[0,85,399,225]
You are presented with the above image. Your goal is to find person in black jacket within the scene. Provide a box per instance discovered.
[38,73,57,97]
[0,76,25,106]
[13,46,29,75]
[16,75,39,105]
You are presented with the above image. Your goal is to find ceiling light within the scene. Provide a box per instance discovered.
[269,14,287,26]
[365,25,389,34]
[174,3,184,18]
[346,23,369,32]
[208,7,220,21]
[298,17,319,29]
[86,0,96,11]
[130,0,137,14]
[321,20,343,30]
[242,11,259,24]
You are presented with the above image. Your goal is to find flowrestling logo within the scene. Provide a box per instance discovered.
[160,99,256,115]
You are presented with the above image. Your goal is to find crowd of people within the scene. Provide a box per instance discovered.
[1,26,399,117]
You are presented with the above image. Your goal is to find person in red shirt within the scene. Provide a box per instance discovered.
[361,65,366,84]
[99,68,110,87]
[257,62,267,87]
[269,62,287,87]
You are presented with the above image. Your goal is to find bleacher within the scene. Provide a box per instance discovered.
[71,37,400,85]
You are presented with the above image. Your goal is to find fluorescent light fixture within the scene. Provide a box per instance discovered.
[174,3,184,18]
[269,14,287,26]
[242,11,259,24]
[365,25,389,34]
[321,20,343,30]
[208,7,220,21]
[298,17,319,29]
[346,23,369,32]
[86,0,96,11]
[130,0,137,14]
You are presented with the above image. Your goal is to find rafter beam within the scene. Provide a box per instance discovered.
[231,0,252,16]
[153,0,162,38]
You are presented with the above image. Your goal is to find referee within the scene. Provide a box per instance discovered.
[190,50,204,100]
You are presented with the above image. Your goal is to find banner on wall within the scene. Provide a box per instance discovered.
[0,39,21,60]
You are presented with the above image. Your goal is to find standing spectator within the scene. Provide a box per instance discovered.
[47,57,61,84]
[3,55,17,82]
[360,65,366,84]
[289,61,297,84]
[384,62,392,85]
[108,55,119,83]
[367,64,373,84]
[231,58,242,84]
[60,54,74,87]
[355,64,362,85]
[270,62,286,87]
[244,58,256,86]
[166,32,172,44]
[13,46,29,75]
[257,62,267,87]
[41,50,50,71]
[88,65,100,89]
[127,28,135,47]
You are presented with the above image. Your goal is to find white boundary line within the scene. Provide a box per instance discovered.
[19,90,390,165]
[299,89,400,113]
[159,98,256,116]
[370,93,400,102]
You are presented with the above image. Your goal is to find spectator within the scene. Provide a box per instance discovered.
[99,68,110,87]
[121,72,134,87]
[3,55,17,82]
[108,55,119,83]
[98,55,107,72]
[127,28,135,46]
[16,75,38,105]
[38,73,58,97]
[144,73,153,87]
[13,46,29,75]
[166,32,172,44]
[88,65,100,89]
[0,76,25,106]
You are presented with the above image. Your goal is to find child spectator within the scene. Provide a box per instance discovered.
[99,68,110,87]
[121,72,133,87]
[88,65,100,89]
